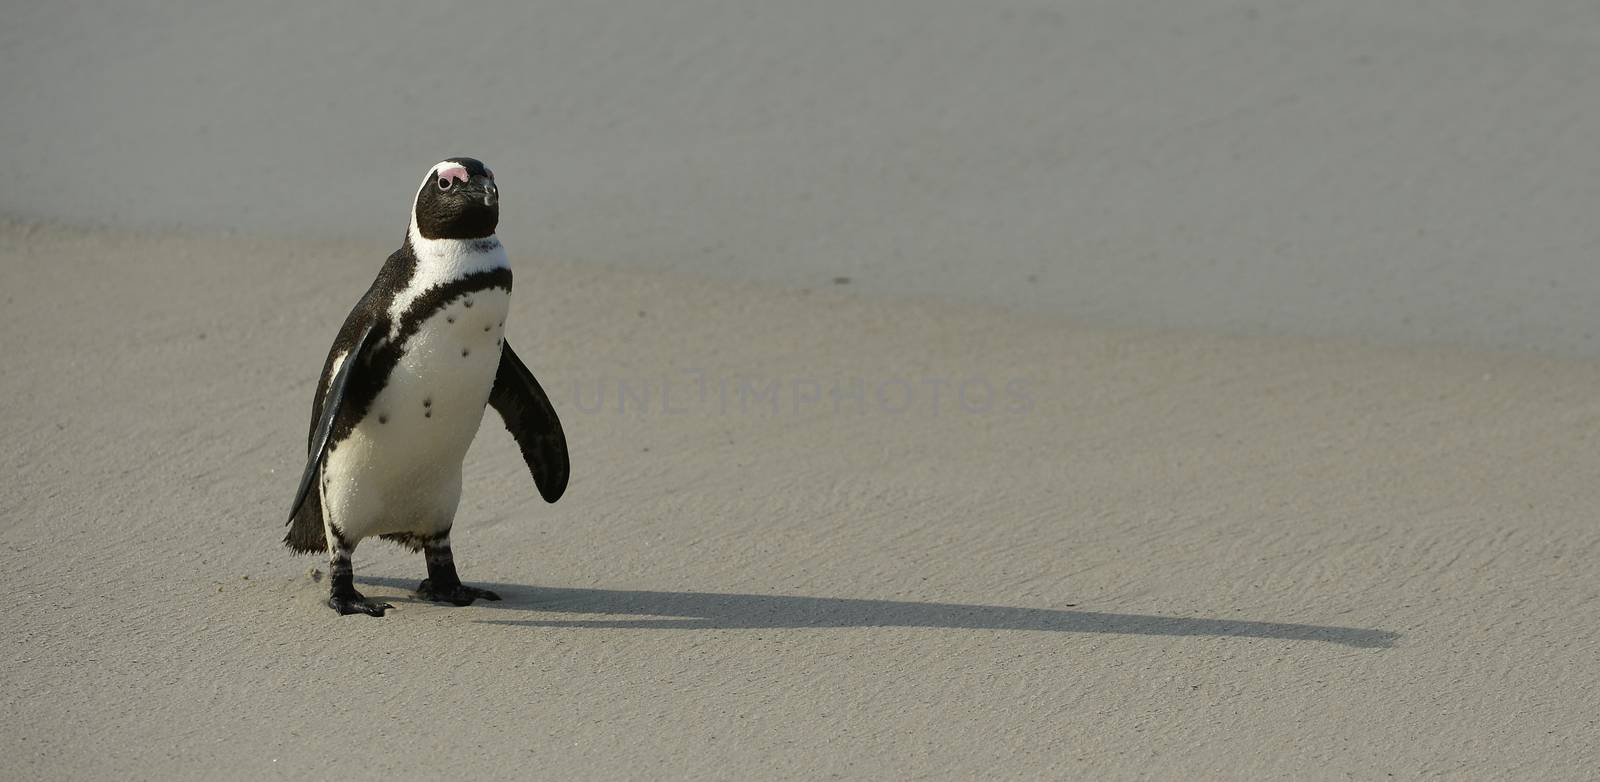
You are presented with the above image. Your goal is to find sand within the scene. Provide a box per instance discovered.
[3,221,1598,778]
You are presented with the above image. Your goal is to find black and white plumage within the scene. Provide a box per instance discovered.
[285,157,568,617]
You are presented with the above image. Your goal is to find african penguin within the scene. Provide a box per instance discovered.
[285,157,568,617]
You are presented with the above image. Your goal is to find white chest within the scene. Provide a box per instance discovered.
[320,236,514,534]
[320,288,511,535]
[377,285,512,442]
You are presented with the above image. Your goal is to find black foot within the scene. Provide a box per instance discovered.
[328,592,393,617]
[416,579,502,607]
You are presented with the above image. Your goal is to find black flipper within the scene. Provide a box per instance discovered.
[489,341,569,502]
[286,323,379,533]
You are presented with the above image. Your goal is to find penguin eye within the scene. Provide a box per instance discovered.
[437,177,453,191]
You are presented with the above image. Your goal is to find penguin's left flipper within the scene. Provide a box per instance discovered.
[287,323,379,525]
[489,342,570,503]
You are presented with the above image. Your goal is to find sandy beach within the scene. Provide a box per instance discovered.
[5,2,1600,779]
[3,222,1598,778]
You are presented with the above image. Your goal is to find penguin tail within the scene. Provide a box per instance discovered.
[283,486,328,554]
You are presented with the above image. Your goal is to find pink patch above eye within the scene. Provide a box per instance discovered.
[435,164,469,185]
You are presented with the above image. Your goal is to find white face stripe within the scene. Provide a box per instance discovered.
[436,164,469,185]
[410,161,462,220]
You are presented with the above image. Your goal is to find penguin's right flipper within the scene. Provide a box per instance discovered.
[286,323,378,530]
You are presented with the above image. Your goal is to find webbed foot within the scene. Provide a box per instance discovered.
[328,591,393,617]
[416,579,502,607]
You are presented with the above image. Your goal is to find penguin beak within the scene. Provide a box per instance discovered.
[463,176,498,207]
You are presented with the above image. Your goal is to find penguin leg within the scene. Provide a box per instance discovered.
[326,526,393,617]
[416,535,502,606]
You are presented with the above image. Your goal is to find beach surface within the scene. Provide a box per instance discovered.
[5,2,1600,779]
[3,222,1598,778]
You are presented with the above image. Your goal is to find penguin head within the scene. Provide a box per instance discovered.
[411,157,499,240]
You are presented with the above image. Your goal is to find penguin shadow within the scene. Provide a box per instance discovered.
[359,578,1397,648]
